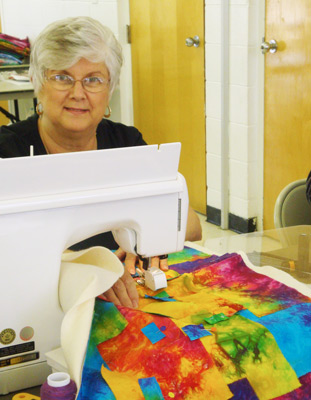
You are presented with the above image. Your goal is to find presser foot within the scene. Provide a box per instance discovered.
[136,266,167,291]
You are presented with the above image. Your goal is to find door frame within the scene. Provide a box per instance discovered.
[116,0,134,127]
[257,1,266,231]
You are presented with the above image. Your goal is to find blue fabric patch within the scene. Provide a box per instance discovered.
[138,377,165,400]
[141,322,166,344]
[182,324,212,341]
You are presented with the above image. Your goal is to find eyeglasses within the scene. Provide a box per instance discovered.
[46,74,110,93]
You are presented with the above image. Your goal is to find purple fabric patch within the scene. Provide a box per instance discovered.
[228,378,259,400]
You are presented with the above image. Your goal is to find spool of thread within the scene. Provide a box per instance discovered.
[40,372,77,400]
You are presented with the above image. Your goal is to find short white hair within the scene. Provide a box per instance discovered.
[29,16,123,97]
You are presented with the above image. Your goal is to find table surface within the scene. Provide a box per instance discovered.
[204,224,311,284]
[0,63,32,92]
[0,386,40,399]
[0,79,33,93]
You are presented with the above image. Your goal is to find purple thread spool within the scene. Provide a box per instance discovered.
[40,372,77,400]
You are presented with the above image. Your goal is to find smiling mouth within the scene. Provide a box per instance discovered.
[65,107,89,113]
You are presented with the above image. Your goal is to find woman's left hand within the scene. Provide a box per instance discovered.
[100,267,139,308]
[99,248,169,308]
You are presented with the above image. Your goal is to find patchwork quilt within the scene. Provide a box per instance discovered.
[76,247,311,400]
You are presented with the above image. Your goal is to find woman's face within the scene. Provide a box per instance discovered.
[38,58,110,136]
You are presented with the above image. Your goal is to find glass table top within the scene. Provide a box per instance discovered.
[203,225,311,285]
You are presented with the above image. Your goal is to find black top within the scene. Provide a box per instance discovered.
[0,114,147,250]
[0,114,146,157]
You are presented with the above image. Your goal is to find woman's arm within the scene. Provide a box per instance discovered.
[185,206,202,242]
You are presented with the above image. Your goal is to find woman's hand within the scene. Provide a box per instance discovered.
[99,248,169,308]
[100,267,139,308]
[115,248,168,275]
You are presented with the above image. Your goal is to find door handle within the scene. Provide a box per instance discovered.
[185,36,200,48]
[261,38,278,54]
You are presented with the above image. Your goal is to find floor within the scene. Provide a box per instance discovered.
[193,212,238,248]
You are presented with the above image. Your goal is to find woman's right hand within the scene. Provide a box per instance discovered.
[115,247,168,275]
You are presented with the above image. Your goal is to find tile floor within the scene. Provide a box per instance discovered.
[193,212,238,248]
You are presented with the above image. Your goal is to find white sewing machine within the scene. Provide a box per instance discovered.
[0,143,188,394]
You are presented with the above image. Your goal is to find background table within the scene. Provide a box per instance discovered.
[0,79,35,122]
[0,61,35,122]
[0,80,34,101]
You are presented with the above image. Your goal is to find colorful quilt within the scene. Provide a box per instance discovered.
[77,247,311,399]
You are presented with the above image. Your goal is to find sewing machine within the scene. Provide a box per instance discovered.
[0,143,188,394]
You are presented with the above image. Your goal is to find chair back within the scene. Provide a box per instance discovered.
[274,178,311,229]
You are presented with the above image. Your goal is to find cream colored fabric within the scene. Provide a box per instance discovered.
[58,247,124,387]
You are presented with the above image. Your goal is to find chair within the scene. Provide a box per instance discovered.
[274,178,311,229]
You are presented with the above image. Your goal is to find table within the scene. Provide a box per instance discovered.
[203,225,311,285]
[0,79,35,122]
[0,80,34,101]
[0,386,40,399]
[0,60,35,122]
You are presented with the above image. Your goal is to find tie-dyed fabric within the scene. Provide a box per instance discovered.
[77,248,311,400]
[0,33,30,56]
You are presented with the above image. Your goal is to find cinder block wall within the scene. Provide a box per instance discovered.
[205,0,264,232]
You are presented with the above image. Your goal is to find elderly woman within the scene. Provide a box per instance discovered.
[0,16,202,307]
